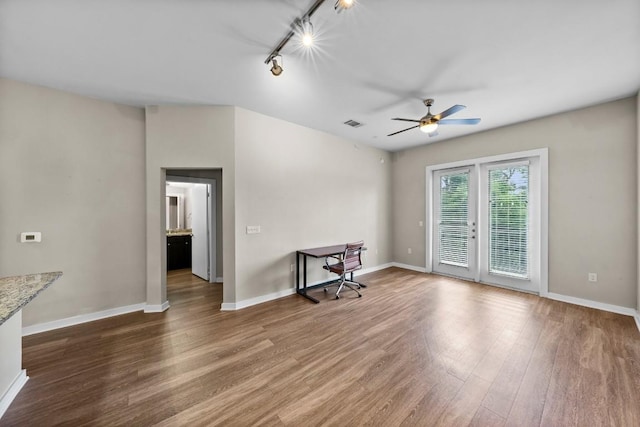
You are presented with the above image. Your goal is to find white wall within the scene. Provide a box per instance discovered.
[0,78,147,325]
[145,106,236,306]
[234,108,392,301]
[392,96,637,309]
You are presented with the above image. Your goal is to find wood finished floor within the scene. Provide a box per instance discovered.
[3,267,640,426]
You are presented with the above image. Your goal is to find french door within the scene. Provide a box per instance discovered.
[433,167,477,280]
[431,156,541,293]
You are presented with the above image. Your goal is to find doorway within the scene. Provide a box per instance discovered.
[427,149,548,294]
[166,176,217,283]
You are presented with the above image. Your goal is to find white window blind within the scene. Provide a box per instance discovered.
[488,166,529,278]
[438,171,469,267]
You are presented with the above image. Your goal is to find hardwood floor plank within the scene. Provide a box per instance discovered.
[504,318,563,427]
[469,406,506,427]
[538,331,581,426]
[433,374,492,426]
[399,372,464,426]
[3,268,639,426]
[480,341,536,417]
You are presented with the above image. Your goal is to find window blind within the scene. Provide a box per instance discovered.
[438,171,469,267]
[488,166,529,278]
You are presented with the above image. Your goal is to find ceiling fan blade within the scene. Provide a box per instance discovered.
[387,125,419,136]
[433,104,466,120]
[392,118,421,123]
[437,118,481,125]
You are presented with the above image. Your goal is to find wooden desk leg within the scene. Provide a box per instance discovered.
[297,253,319,304]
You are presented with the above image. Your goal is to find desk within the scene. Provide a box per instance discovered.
[296,244,367,303]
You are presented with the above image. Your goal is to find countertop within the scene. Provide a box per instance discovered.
[167,230,192,237]
[0,271,63,326]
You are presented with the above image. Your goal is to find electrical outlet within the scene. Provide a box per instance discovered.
[290,264,295,273]
[419,221,423,227]
[588,273,597,282]
[408,248,412,254]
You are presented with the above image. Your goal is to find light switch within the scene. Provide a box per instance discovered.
[21,232,42,243]
[246,225,261,234]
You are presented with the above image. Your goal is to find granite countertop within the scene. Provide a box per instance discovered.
[0,271,63,326]
[167,230,192,237]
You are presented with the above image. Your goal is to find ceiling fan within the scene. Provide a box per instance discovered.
[388,98,481,137]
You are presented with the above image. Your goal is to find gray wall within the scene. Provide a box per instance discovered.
[234,108,392,301]
[0,78,147,326]
[145,106,236,306]
[392,96,638,309]
[145,105,392,306]
[3,78,636,328]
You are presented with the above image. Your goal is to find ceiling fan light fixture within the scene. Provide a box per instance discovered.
[419,121,438,134]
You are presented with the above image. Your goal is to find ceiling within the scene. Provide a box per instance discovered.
[1,0,638,151]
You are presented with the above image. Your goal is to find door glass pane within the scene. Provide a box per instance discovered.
[439,172,469,267]
[489,166,529,278]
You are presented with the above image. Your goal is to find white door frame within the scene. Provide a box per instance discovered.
[166,175,217,284]
[425,148,549,295]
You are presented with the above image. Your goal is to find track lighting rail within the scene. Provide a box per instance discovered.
[264,0,326,64]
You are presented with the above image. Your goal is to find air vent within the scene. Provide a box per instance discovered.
[343,119,363,128]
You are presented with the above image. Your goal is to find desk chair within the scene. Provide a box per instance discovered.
[323,240,364,299]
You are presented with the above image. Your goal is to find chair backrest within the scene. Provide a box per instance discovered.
[343,241,364,273]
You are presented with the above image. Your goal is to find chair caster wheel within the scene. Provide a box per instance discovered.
[358,294,362,298]
[323,288,327,293]
[335,296,340,299]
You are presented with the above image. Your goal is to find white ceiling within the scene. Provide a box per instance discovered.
[1,0,638,151]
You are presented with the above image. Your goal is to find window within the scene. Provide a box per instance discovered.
[438,171,470,267]
[488,165,529,278]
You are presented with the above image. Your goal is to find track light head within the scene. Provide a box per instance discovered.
[297,17,314,47]
[265,0,356,75]
[335,0,355,13]
[270,58,283,76]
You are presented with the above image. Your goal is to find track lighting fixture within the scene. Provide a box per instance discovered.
[270,57,283,76]
[334,0,355,13]
[298,17,314,47]
[264,0,355,76]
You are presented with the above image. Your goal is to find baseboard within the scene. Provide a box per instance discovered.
[215,277,223,283]
[22,303,145,336]
[386,266,640,333]
[0,370,28,419]
[221,288,296,311]
[391,262,427,273]
[144,301,170,313]
[546,292,637,317]
[358,263,394,275]
[220,263,395,311]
